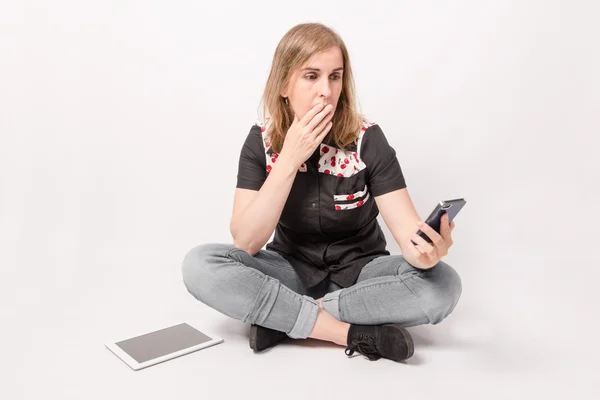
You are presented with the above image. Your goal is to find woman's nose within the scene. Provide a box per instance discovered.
[318,78,332,97]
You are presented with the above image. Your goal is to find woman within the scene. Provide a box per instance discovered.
[181,23,462,362]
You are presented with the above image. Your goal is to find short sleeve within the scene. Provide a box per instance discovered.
[236,125,267,191]
[360,124,407,197]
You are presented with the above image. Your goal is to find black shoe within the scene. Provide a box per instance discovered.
[249,324,289,352]
[345,324,414,362]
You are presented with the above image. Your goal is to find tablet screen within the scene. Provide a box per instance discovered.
[115,323,213,363]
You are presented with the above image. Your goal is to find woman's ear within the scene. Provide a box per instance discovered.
[280,80,289,98]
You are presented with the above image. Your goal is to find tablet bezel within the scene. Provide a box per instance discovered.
[105,321,224,370]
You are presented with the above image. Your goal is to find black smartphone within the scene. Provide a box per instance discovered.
[411,198,466,245]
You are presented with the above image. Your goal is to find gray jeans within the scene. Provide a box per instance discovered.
[181,243,462,339]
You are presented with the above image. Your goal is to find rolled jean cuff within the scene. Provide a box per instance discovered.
[322,290,341,320]
[287,296,319,339]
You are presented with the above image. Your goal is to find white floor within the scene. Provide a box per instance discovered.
[3,228,599,400]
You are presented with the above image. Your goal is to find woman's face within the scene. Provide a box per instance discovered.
[282,46,344,121]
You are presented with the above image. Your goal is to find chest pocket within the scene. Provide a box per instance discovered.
[321,171,373,233]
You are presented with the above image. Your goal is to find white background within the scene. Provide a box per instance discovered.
[1,1,599,399]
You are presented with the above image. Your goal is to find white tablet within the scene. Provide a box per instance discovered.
[105,322,224,370]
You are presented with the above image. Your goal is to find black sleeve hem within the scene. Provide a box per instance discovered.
[370,178,407,197]
[236,180,263,191]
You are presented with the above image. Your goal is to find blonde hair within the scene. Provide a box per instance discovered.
[259,23,365,153]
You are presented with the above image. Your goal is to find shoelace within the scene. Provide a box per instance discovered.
[345,333,382,361]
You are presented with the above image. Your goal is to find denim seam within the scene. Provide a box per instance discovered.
[227,248,297,273]
[359,256,425,282]
[399,258,428,279]
[256,254,296,272]
[243,274,273,323]
[321,294,341,320]
[398,275,432,324]
[225,259,269,281]
[337,275,432,324]
[363,257,387,268]
[217,253,307,326]
[340,275,417,298]
[288,296,319,339]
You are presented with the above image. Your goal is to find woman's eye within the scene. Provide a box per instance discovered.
[306,74,341,80]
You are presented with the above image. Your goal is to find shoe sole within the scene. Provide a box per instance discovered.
[249,324,259,351]
[381,324,415,361]
[249,324,288,352]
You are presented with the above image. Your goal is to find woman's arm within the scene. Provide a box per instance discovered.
[230,154,298,256]
[375,187,422,261]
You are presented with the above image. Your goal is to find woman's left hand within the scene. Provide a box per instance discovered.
[405,213,455,270]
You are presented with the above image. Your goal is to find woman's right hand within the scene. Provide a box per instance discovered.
[279,103,334,169]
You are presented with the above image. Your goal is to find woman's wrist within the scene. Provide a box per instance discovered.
[273,153,300,176]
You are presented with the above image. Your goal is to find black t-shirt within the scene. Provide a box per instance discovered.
[236,117,407,288]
